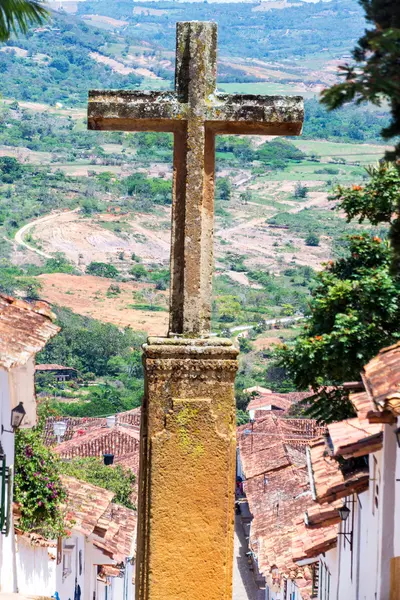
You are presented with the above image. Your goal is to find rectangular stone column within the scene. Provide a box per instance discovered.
[136,338,239,600]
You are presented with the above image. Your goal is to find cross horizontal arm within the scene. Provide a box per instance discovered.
[205,94,304,135]
[88,90,187,132]
[88,89,303,136]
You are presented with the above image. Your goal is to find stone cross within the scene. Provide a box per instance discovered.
[88,21,303,337]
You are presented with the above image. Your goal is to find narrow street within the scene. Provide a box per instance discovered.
[233,515,265,600]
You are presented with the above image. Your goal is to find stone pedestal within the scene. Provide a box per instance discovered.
[135,338,239,600]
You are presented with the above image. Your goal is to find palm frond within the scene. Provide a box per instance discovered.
[0,0,48,42]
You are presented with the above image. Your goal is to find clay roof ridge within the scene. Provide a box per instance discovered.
[0,294,60,370]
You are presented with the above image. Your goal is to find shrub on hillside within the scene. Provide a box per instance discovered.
[86,262,118,279]
[305,233,320,247]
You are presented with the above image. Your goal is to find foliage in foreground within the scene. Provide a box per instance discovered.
[14,424,67,539]
[0,0,47,42]
[276,234,400,422]
[59,457,136,510]
[276,161,400,422]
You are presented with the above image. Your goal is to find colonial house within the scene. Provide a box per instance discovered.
[246,392,314,421]
[44,408,141,446]
[236,414,325,599]
[0,295,59,593]
[14,475,137,600]
[35,363,78,382]
[54,423,140,473]
[292,341,400,600]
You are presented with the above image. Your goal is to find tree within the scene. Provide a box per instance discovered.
[321,0,400,272]
[275,234,400,422]
[321,0,400,159]
[305,232,320,247]
[59,458,136,509]
[14,423,67,539]
[86,261,118,279]
[0,0,47,42]
[216,177,232,201]
[130,264,147,280]
[294,182,308,199]
[331,163,400,273]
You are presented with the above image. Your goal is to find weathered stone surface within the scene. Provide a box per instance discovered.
[87,21,304,336]
[136,338,239,600]
[87,22,304,600]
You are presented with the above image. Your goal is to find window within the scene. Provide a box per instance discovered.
[62,544,74,580]
[317,562,331,600]
[372,456,380,515]
[0,448,12,535]
[312,562,319,597]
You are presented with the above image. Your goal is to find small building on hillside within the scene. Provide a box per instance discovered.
[15,475,137,600]
[0,294,59,593]
[35,363,78,382]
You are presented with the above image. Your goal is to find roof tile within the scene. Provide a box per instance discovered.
[0,294,59,370]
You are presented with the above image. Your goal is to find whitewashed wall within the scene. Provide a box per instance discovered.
[394,417,400,559]
[315,424,398,600]
[16,537,56,596]
[0,368,16,592]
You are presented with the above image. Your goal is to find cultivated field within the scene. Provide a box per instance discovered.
[38,273,169,335]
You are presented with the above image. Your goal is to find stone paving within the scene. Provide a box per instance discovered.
[233,515,265,600]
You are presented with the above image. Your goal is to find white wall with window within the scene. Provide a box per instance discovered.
[0,359,37,593]
[309,423,399,600]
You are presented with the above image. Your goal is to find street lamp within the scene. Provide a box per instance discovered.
[53,421,67,444]
[1,402,26,434]
[338,504,351,522]
[337,502,353,549]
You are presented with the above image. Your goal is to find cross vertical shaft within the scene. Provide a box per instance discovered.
[170,22,217,336]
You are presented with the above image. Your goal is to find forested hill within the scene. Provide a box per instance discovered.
[0,0,365,105]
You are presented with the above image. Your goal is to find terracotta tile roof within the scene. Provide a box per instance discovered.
[238,415,325,479]
[55,425,140,459]
[304,501,341,529]
[307,439,369,504]
[36,363,77,371]
[362,342,400,416]
[45,416,109,445]
[247,392,313,414]
[238,417,292,479]
[0,294,59,370]
[248,394,293,412]
[244,386,272,395]
[245,465,313,592]
[292,518,337,563]
[45,410,141,446]
[92,503,137,562]
[61,475,114,537]
[238,415,325,596]
[99,565,122,578]
[277,418,326,450]
[114,452,140,477]
[327,418,383,459]
[117,407,141,427]
[350,391,396,424]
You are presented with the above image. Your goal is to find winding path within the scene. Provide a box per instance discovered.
[14,209,79,260]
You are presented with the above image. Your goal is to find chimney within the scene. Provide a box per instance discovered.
[103,454,114,466]
[106,415,116,428]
